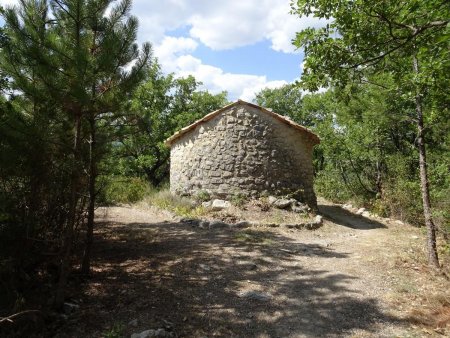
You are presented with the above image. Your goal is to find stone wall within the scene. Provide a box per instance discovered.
[169,104,318,209]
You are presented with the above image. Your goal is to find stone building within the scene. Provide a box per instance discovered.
[165,100,320,209]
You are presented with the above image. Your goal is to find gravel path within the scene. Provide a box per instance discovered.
[59,202,448,338]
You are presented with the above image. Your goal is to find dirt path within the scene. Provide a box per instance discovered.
[58,202,449,338]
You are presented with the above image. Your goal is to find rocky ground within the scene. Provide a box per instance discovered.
[54,199,449,338]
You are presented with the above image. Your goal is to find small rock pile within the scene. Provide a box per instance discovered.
[342,203,402,224]
[180,218,250,230]
[201,197,310,213]
[180,196,323,231]
[180,215,323,231]
[284,215,323,230]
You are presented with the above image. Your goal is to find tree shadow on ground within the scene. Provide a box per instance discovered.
[57,217,403,338]
[319,204,386,230]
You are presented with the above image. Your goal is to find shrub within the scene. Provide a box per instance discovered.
[375,155,423,225]
[230,193,246,207]
[98,176,151,205]
[103,323,125,338]
[314,169,354,203]
[381,177,422,225]
[195,190,211,202]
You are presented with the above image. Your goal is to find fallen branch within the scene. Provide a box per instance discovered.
[0,310,41,324]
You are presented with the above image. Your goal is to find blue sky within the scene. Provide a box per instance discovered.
[166,25,303,82]
[0,0,326,100]
[191,41,303,82]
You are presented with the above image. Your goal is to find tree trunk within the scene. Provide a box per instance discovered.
[54,4,85,307]
[81,25,100,276]
[81,114,96,275]
[375,160,382,197]
[54,112,82,308]
[144,155,169,187]
[412,54,440,269]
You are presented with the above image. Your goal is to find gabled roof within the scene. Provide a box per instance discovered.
[165,99,320,147]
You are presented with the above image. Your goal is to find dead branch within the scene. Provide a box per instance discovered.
[0,310,42,325]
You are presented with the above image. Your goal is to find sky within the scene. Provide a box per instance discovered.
[0,0,327,101]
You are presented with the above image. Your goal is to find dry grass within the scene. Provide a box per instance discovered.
[144,189,207,217]
[380,228,450,334]
[409,295,450,329]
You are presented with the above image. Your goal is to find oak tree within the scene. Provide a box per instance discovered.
[291,0,449,268]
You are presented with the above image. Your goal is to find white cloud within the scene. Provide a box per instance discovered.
[140,0,320,100]
[1,0,326,52]
[151,34,291,101]
[133,0,327,53]
[187,1,270,50]
[153,36,198,72]
[266,5,326,53]
[240,79,288,102]
[167,53,288,101]
[1,0,313,101]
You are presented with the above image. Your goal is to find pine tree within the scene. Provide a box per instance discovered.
[0,0,151,307]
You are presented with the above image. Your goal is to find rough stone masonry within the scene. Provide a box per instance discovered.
[165,100,320,209]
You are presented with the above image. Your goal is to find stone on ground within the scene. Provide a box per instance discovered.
[362,211,371,218]
[211,199,231,211]
[208,220,228,229]
[239,291,272,301]
[356,208,366,215]
[131,329,155,338]
[292,203,309,213]
[268,196,277,204]
[273,198,292,209]
[201,201,212,208]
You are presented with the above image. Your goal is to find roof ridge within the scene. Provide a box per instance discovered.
[165,100,320,147]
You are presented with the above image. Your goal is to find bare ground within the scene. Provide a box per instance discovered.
[57,199,449,338]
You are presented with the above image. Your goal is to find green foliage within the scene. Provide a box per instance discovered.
[114,62,228,186]
[195,190,211,202]
[314,169,353,203]
[381,157,423,223]
[99,176,151,205]
[291,0,450,265]
[230,193,247,207]
[0,0,151,312]
[103,322,125,338]
[291,0,449,91]
[254,83,314,127]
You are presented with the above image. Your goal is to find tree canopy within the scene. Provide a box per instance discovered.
[112,63,228,188]
[291,0,449,268]
[0,0,151,307]
[291,0,449,91]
